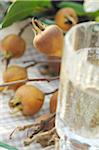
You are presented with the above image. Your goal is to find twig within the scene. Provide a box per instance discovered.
[25,62,38,69]
[18,22,32,37]
[25,60,61,69]
[0,77,59,87]
[2,57,11,70]
[10,113,56,144]
[23,59,61,64]
[0,79,28,87]
[45,88,58,95]
[27,113,56,139]
[5,58,10,70]
[24,113,56,146]
[10,123,40,139]
[24,127,56,146]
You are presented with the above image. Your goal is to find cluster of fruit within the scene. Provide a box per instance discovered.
[0,7,78,118]
[0,62,58,116]
[0,7,78,147]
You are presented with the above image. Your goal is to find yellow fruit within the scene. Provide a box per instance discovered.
[3,65,27,90]
[55,8,78,31]
[9,84,45,116]
[1,34,26,59]
[32,19,64,57]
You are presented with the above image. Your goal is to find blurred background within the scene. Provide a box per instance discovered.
[0,0,84,23]
[0,0,98,29]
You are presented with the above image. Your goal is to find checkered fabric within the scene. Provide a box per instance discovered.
[0,46,58,150]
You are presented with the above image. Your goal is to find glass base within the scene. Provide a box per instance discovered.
[58,138,99,150]
[59,138,73,150]
[56,116,99,150]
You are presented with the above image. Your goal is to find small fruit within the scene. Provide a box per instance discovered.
[0,34,26,63]
[3,65,27,90]
[55,8,78,31]
[50,91,58,113]
[32,18,64,57]
[9,84,45,116]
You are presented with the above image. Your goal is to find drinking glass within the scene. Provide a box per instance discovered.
[56,22,99,150]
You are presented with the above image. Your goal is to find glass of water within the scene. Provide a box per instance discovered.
[56,22,99,150]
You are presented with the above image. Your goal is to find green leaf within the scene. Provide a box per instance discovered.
[58,2,85,15]
[87,11,99,19]
[95,16,99,22]
[1,0,52,28]
[0,141,18,150]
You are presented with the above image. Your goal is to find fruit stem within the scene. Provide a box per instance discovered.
[18,22,32,37]
[5,58,10,70]
[2,57,11,70]
[10,105,22,114]
[64,15,77,25]
[9,96,22,115]
[2,52,12,69]
[0,77,59,87]
[32,18,46,34]
[25,59,61,69]
[9,97,21,108]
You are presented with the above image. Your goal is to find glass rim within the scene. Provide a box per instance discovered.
[65,21,99,48]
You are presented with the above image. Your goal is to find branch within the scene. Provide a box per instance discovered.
[10,113,56,144]
[0,77,59,87]
[2,57,11,70]
[10,123,40,140]
[45,88,58,95]
[23,59,61,65]
[24,127,57,147]
[24,113,56,146]
[18,22,32,37]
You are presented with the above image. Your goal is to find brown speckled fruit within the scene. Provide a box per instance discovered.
[32,18,64,57]
[9,84,45,116]
[50,91,58,113]
[0,34,26,60]
[3,65,27,90]
[55,8,78,31]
